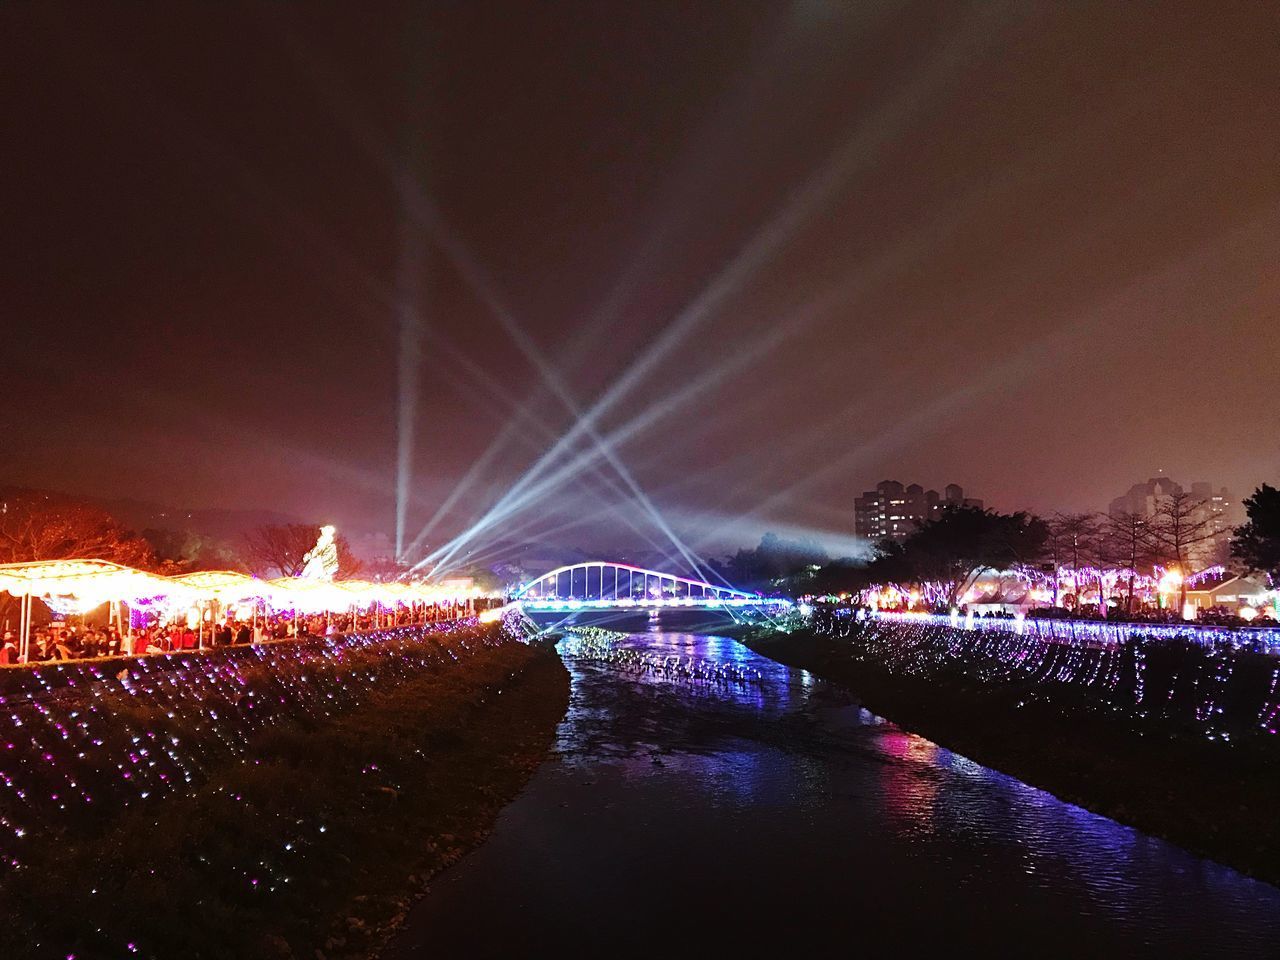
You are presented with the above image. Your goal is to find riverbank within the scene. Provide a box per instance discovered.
[0,628,569,960]
[742,626,1280,886]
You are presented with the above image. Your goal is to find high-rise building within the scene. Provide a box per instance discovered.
[854,480,983,542]
[1190,482,1240,547]
[1107,476,1184,518]
[1107,477,1241,566]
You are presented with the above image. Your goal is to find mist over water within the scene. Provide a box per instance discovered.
[385,630,1280,957]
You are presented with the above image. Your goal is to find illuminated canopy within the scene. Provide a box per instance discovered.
[0,559,172,613]
[0,559,490,614]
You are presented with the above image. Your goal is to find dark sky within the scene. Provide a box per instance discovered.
[3,1,1278,565]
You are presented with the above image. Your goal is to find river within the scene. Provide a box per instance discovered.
[383,629,1280,957]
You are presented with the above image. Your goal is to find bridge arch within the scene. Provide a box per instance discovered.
[512,562,779,610]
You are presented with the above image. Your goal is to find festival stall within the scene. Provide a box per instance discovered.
[0,560,172,661]
[0,558,493,664]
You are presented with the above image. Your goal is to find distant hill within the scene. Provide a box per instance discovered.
[0,486,302,542]
[0,485,311,571]
[97,497,303,543]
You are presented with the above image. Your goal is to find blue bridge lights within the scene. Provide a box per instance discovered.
[511,561,788,612]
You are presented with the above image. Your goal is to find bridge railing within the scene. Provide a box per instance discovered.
[513,561,768,605]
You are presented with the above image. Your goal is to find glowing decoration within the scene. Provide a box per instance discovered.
[299,525,339,581]
[852,563,1241,619]
[0,614,511,913]
[0,561,492,622]
[805,606,1280,738]
[560,627,764,688]
[478,605,510,623]
[168,570,276,605]
[0,560,171,609]
[513,561,785,613]
[1159,568,1184,593]
[866,610,1280,652]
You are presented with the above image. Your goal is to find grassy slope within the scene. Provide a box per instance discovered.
[4,637,569,960]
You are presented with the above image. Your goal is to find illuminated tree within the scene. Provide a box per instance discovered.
[1151,491,1216,609]
[244,524,363,579]
[1232,484,1280,584]
[1047,512,1105,609]
[1101,510,1154,615]
[0,491,154,567]
[906,506,1049,607]
[1043,519,1070,607]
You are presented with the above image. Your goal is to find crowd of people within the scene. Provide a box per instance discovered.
[0,619,261,665]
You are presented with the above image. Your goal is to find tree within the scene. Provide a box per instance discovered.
[1151,491,1216,610]
[1049,512,1104,611]
[0,491,154,567]
[142,527,244,573]
[1102,510,1154,615]
[905,506,1049,606]
[716,533,828,590]
[243,524,363,579]
[1232,484,1280,583]
[361,556,408,582]
[1043,517,1070,607]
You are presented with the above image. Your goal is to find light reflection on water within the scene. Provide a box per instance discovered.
[385,631,1280,958]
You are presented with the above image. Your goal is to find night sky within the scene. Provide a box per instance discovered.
[3,2,1277,563]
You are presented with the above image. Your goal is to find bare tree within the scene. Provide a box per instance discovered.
[244,525,317,577]
[1152,491,1216,610]
[1054,512,1105,611]
[0,492,153,567]
[1044,517,1070,607]
[243,524,363,579]
[1102,510,1154,615]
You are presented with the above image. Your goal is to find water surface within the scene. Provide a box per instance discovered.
[385,631,1280,957]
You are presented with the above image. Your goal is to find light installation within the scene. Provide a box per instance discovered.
[512,561,785,611]
[855,564,1274,619]
[0,617,503,902]
[807,607,1280,738]
[560,627,764,687]
[0,558,494,663]
[298,525,340,580]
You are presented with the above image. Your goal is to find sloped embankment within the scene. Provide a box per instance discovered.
[0,624,569,959]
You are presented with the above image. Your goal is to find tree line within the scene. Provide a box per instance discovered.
[750,484,1280,613]
[0,488,365,579]
[2,482,1277,612]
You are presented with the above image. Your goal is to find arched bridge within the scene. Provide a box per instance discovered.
[512,562,785,611]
